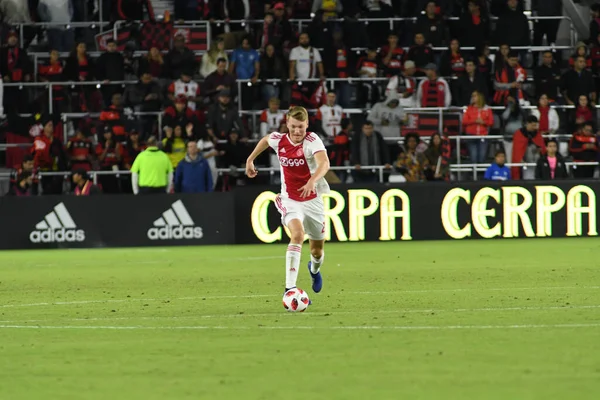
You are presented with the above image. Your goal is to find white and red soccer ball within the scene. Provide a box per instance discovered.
[283,288,310,312]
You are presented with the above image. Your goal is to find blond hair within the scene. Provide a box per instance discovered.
[472,91,485,108]
[287,106,309,122]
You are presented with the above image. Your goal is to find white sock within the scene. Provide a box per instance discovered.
[286,243,302,289]
[310,252,324,274]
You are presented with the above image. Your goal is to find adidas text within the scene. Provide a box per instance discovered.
[30,228,85,243]
[147,226,203,240]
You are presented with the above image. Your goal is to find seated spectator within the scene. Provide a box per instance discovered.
[38,49,66,114]
[568,42,592,70]
[484,150,511,181]
[203,58,237,105]
[206,90,245,141]
[530,94,559,136]
[463,91,494,164]
[385,61,417,108]
[139,47,165,80]
[259,44,287,105]
[164,34,197,80]
[95,126,124,193]
[8,155,37,196]
[571,95,597,133]
[380,32,406,78]
[260,97,286,137]
[494,51,527,106]
[197,134,221,190]
[99,92,126,142]
[329,118,352,183]
[67,127,94,172]
[396,132,428,182]
[162,124,190,169]
[414,1,449,48]
[534,51,561,102]
[123,71,163,113]
[562,56,596,107]
[406,33,434,76]
[356,46,382,108]
[0,30,32,114]
[218,129,250,190]
[168,70,201,112]
[369,95,407,140]
[475,43,493,94]
[200,38,228,78]
[32,117,66,195]
[351,121,390,183]
[416,63,452,108]
[458,0,491,48]
[72,169,101,196]
[569,122,599,179]
[493,43,511,77]
[455,59,489,106]
[315,91,344,142]
[423,133,450,181]
[174,141,213,193]
[439,39,466,79]
[501,96,525,164]
[164,95,198,138]
[535,139,568,180]
[123,129,146,170]
[512,115,545,180]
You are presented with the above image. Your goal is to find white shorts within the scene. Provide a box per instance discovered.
[274,194,325,241]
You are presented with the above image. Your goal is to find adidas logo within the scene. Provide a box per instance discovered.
[30,202,85,243]
[147,200,203,240]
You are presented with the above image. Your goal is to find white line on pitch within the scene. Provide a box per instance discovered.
[1,323,599,331]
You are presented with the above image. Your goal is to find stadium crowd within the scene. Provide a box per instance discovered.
[2,0,600,196]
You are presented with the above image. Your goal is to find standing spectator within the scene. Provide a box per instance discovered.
[229,36,261,109]
[455,59,489,106]
[493,51,527,106]
[493,0,530,48]
[532,0,562,48]
[362,0,393,46]
[568,42,592,70]
[355,47,381,108]
[385,61,417,108]
[322,26,353,108]
[535,139,568,180]
[99,93,126,142]
[203,58,237,104]
[530,94,560,136]
[168,70,202,112]
[423,132,450,181]
[351,120,390,183]
[569,122,599,179]
[457,0,491,49]
[162,124,190,169]
[67,127,94,172]
[414,1,449,48]
[512,115,545,180]
[38,49,66,115]
[463,91,494,164]
[306,10,335,50]
[315,91,344,142]
[31,118,66,195]
[64,42,98,112]
[165,34,197,80]
[328,118,352,183]
[405,33,435,76]
[96,39,125,107]
[369,95,407,141]
[72,169,102,196]
[38,0,75,52]
[571,95,597,133]
[270,2,294,53]
[396,132,429,182]
[380,32,406,78]
[131,136,174,195]
[95,127,123,193]
[8,155,37,196]
[416,63,452,108]
[200,39,228,78]
[534,51,562,101]
[501,97,524,164]
[562,56,596,106]
[0,30,31,114]
[440,39,466,79]
[484,150,511,181]
[139,47,165,80]
[259,44,287,105]
[476,44,494,94]
[206,89,245,141]
[289,32,325,82]
[174,141,214,193]
[590,4,600,44]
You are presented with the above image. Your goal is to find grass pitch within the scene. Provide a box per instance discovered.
[0,239,599,400]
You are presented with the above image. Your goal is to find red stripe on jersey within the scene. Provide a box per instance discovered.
[275,194,287,216]
[279,135,315,202]
[305,133,316,142]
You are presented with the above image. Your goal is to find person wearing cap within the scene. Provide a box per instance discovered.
[385,60,417,108]
[369,94,408,143]
[511,115,545,180]
[72,169,101,196]
[206,89,245,141]
[131,136,174,194]
[168,69,201,111]
[163,94,198,138]
[67,126,94,172]
[416,63,452,108]
[493,50,527,105]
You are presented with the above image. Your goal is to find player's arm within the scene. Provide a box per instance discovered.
[245,135,270,178]
[298,150,330,198]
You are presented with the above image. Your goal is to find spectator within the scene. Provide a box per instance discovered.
[493,0,529,48]
[423,132,450,181]
[458,0,491,48]
[493,51,526,106]
[591,4,600,44]
[484,150,511,181]
[203,58,237,104]
[591,34,600,91]
[311,0,342,17]
[568,42,592,70]
[369,95,407,141]
[396,132,428,182]
[96,38,125,107]
[406,33,435,76]
[197,133,221,190]
[269,2,294,53]
[174,141,214,193]
[362,0,393,46]
[260,97,286,137]
[99,93,126,142]
[306,10,335,50]
[165,34,197,80]
[72,169,102,196]
[512,115,545,180]
[229,36,261,109]
[534,51,561,102]
[463,90,494,164]
[493,43,511,73]
[138,47,165,80]
[95,126,123,193]
[571,95,597,133]
[201,39,228,78]
[289,32,325,81]
[8,155,37,196]
[476,44,493,94]
[64,42,99,112]
[455,59,489,106]
[351,121,390,183]
[0,30,31,114]
[328,118,352,183]
[532,0,562,49]
[569,122,598,179]
[380,32,406,78]
[535,139,568,180]
[123,71,163,136]
[416,63,452,108]
[356,46,381,108]
[385,60,417,108]
[164,95,198,139]
[174,0,202,21]
[163,124,191,169]
[131,136,174,195]
[530,94,559,136]
[562,56,596,107]
[123,129,146,170]
[38,49,66,114]
[315,91,344,142]
[31,117,66,195]
[168,70,201,112]
[323,26,353,108]
[218,129,249,190]
[259,44,287,105]
[501,96,524,164]
[440,39,466,79]
[206,89,245,141]
[415,1,449,47]
[38,0,75,52]
[67,127,94,172]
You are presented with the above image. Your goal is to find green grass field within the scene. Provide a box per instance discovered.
[1,239,599,400]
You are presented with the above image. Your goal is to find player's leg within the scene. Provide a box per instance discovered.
[302,198,326,293]
[284,218,305,292]
[307,238,325,293]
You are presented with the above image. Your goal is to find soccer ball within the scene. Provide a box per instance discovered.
[282,288,310,312]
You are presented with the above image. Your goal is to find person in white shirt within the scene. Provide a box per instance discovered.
[315,91,344,142]
[289,32,324,81]
[369,94,407,140]
[260,97,286,137]
[385,60,417,108]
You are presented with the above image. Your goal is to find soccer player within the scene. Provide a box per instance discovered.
[246,106,330,295]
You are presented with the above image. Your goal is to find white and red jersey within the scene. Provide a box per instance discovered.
[260,109,286,137]
[168,79,200,111]
[268,132,330,202]
[315,104,344,138]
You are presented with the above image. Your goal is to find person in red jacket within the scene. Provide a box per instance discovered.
[463,90,494,164]
[569,122,599,179]
[31,117,67,194]
[512,115,546,180]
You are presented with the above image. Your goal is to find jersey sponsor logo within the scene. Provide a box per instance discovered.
[30,202,85,243]
[147,200,203,240]
[279,157,306,167]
